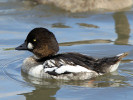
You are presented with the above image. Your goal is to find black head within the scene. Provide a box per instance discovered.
[15,27,59,58]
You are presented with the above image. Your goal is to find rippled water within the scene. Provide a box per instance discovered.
[0,0,133,100]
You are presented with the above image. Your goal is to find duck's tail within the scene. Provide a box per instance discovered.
[108,52,129,72]
[116,52,129,63]
[95,52,129,73]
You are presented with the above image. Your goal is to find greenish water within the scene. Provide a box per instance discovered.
[0,0,133,100]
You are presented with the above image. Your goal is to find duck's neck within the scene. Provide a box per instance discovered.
[34,54,56,62]
[33,55,40,60]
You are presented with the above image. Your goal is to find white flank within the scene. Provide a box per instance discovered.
[109,62,120,72]
[28,65,43,77]
[27,42,33,49]
[44,67,57,72]
[55,65,93,74]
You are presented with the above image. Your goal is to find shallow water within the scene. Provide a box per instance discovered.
[0,0,133,100]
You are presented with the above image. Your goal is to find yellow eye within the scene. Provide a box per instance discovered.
[33,39,36,42]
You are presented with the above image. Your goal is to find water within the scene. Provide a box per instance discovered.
[0,0,133,100]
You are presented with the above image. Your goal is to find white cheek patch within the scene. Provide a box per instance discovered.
[27,42,34,49]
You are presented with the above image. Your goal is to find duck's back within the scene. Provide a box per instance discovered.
[44,52,97,69]
[42,52,127,75]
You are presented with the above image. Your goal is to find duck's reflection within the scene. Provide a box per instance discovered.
[21,70,129,88]
[113,12,130,45]
[23,0,131,45]
[21,72,60,100]
[22,87,58,100]
[20,66,130,99]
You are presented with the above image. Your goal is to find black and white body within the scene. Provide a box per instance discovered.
[15,28,128,80]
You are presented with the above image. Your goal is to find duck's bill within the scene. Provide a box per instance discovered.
[15,43,27,50]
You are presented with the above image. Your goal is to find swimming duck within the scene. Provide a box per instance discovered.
[15,27,128,80]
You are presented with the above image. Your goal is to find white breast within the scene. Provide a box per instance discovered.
[28,65,44,77]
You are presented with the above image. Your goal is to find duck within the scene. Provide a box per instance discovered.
[15,27,128,80]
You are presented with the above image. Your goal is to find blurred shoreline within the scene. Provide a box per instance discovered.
[35,0,133,12]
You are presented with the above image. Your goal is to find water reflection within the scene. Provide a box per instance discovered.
[59,39,112,46]
[10,0,132,46]
[93,73,130,87]
[113,12,130,45]
[22,87,58,100]
[52,23,71,28]
[20,70,131,100]
[21,70,130,88]
[35,0,133,12]
[21,72,60,100]
[77,23,99,28]
[0,0,132,46]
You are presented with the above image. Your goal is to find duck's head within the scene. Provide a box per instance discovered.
[15,27,59,59]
